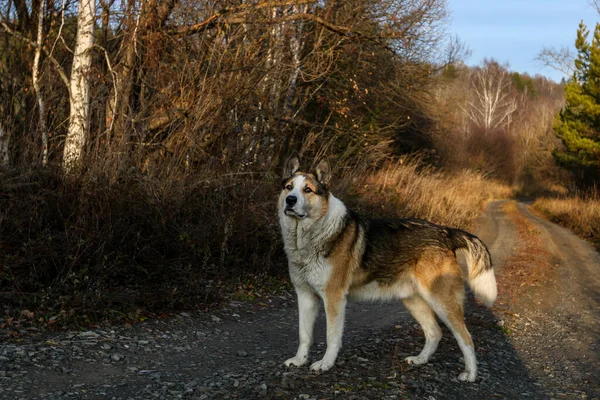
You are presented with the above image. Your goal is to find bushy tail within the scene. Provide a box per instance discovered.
[450,229,497,307]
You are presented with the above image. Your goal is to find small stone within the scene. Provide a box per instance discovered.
[138,370,154,375]
[237,350,248,357]
[111,354,123,362]
[258,383,267,397]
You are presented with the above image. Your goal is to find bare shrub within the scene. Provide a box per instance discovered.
[0,167,282,317]
[465,126,519,184]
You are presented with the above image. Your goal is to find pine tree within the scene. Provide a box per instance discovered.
[554,21,600,184]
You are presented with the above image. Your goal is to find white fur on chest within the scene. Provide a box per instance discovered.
[289,257,331,293]
[279,193,347,293]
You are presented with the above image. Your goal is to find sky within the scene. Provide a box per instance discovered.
[448,0,600,81]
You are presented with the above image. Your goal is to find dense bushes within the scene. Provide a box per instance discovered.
[0,159,510,320]
[0,168,281,317]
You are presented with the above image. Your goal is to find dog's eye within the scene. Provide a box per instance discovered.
[303,187,312,193]
[285,184,293,190]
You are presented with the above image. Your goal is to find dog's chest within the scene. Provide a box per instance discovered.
[279,208,341,292]
[289,256,331,292]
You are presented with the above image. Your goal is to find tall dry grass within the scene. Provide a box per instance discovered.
[0,157,512,322]
[533,191,600,249]
[350,159,513,230]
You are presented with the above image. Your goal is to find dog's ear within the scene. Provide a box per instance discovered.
[314,159,331,186]
[283,152,300,177]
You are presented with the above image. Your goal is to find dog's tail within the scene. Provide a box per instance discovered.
[450,229,497,307]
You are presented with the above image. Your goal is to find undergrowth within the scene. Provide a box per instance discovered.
[0,159,511,327]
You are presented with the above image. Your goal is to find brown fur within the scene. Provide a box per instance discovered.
[324,220,359,322]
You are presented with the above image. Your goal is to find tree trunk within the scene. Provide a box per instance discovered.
[0,124,9,167]
[105,0,177,169]
[32,0,48,166]
[283,4,308,116]
[63,0,95,171]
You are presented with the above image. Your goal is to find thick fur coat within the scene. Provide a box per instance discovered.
[278,154,497,382]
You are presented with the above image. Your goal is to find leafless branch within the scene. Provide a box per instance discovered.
[0,20,70,91]
[536,46,575,78]
[170,0,318,36]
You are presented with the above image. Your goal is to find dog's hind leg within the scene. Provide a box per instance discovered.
[285,287,319,367]
[402,294,442,365]
[421,276,477,382]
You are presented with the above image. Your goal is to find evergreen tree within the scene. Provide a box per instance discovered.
[554,21,600,184]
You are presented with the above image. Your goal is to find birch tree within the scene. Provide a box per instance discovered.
[283,4,308,116]
[63,0,96,171]
[464,60,517,133]
[32,0,47,165]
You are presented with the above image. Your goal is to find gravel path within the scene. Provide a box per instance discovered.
[1,201,599,399]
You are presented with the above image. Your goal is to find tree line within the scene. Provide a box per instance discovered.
[0,0,448,174]
[0,0,572,187]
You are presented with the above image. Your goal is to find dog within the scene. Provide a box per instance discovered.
[278,153,497,382]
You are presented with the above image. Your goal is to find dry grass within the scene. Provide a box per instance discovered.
[0,158,512,325]
[533,192,600,249]
[350,159,513,230]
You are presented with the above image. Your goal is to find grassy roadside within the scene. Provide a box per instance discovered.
[532,194,600,251]
[0,161,511,330]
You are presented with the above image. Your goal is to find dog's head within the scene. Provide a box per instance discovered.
[279,153,331,221]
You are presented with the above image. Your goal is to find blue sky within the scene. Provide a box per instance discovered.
[448,0,600,81]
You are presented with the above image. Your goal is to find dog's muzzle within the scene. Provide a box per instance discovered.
[284,196,306,218]
[284,208,306,219]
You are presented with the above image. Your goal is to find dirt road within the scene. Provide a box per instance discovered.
[1,201,599,399]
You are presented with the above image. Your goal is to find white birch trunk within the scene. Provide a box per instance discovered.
[283,4,307,116]
[63,0,96,171]
[0,124,9,167]
[33,0,48,166]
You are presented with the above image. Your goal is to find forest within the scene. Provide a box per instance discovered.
[0,0,598,323]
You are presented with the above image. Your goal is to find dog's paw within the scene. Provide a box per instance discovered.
[310,358,334,372]
[458,371,476,382]
[404,355,428,365]
[284,356,308,368]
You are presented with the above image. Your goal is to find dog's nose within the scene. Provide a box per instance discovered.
[286,195,297,206]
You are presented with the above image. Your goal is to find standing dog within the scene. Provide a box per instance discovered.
[278,154,497,382]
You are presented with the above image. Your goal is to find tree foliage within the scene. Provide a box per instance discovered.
[554,21,600,184]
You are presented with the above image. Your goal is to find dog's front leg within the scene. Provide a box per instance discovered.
[285,287,319,367]
[310,291,347,372]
